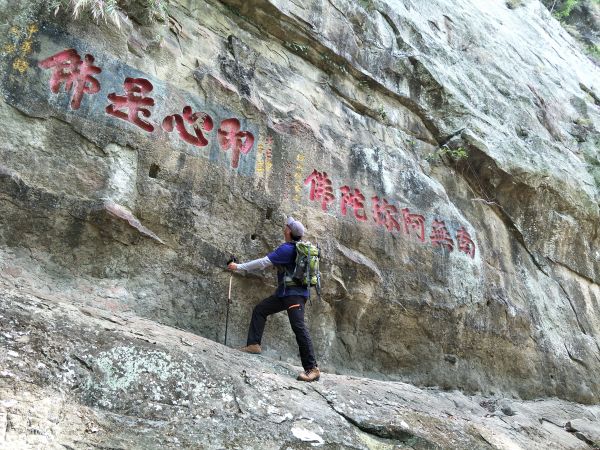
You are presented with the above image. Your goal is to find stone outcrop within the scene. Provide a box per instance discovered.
[0,0,600,444]
[1,287,600,448]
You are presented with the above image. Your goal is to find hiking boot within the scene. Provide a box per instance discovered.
[297,367,320,382]
[239,344,261,354]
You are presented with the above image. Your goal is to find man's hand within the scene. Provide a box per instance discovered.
[227,262,238,271]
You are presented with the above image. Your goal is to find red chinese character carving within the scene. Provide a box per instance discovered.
[38,48,102,110]
[430,219,454,251]
[457,226,476,258]
[401,208,425,242]
[218,118,255,168]
[340,186,367,221]
[106,78,155,132]
[372,196,400,232]
[162,106,214,147]
[304,170,335,211]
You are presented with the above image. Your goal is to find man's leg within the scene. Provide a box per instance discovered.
[284,296,317,370]
[247,295,286,345]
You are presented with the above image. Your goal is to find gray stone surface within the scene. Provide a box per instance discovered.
[0,0,599,442]
[540,0,600,62]
[1,287,599,449]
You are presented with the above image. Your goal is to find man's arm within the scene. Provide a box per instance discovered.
[228,256,273,273]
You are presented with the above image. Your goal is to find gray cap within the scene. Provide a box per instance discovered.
[286,216,305,239]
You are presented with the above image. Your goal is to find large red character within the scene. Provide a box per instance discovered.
[304,170,335,211]
[340,186,367,221]
[456,226,476,258]
[372,196,400,232]
[401,208,425,242]
[106,78,155,132]
[162,106,214,147]
[430,219,454,251]
[218,118,255,168]
[38,48,102,110]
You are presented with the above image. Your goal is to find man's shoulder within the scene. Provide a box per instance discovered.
[275,242,296,255]
[268,242,296,264]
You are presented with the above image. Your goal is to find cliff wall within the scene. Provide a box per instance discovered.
[0,0,599,408]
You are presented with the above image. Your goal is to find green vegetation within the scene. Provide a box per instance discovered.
[47,0,168,26]
[147,0,167,20]
[554,0,580,19]
[357,0,375,11]
[285,42,309,55]
[587,44,600,58]
[376,105,387,120]
[426,146,469,162]
[320,53,348,74]
[582,142,600,188]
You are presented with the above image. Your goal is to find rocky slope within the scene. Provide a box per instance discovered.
[1,286,599,449]
[0,0,600,446]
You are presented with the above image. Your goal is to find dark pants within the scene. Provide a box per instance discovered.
[247,295,317,370]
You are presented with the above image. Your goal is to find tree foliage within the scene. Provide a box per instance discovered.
[47,0,167,27]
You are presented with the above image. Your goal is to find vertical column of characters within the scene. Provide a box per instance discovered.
[254,135,273,190]
[4,23,39,74]
[264,136,273,178]
[293,154,306,204]
[255,141,265,176]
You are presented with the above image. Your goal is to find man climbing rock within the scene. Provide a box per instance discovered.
[227,217,320,382]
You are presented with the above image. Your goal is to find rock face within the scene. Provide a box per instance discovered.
[0,0,599,430]
[2,288,600,449]
[540,0,600,60]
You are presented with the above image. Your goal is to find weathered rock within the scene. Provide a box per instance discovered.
[1,288,599,449]
[566,419,600,447]
[540,0,600,63]
[0,0,598,427]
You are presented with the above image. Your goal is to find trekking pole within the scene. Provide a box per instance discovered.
[225,255,238,346]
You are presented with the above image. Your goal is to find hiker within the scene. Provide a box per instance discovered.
[227,216,320,382]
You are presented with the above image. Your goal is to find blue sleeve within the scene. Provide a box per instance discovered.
[267,244,294,265]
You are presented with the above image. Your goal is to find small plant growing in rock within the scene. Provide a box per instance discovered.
[575,117,593,127]
[357,0,375,11]
[286,42,309,55]
[336,63,348,74]
[587,44,600,59]
[506,0,524,9]
[319,53,349,75]
[47,0,168,27]
[48,0,121,25]
[426,146,469,162]
[376,105,387,120]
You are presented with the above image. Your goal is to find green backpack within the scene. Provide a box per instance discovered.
[284,241,322,297]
